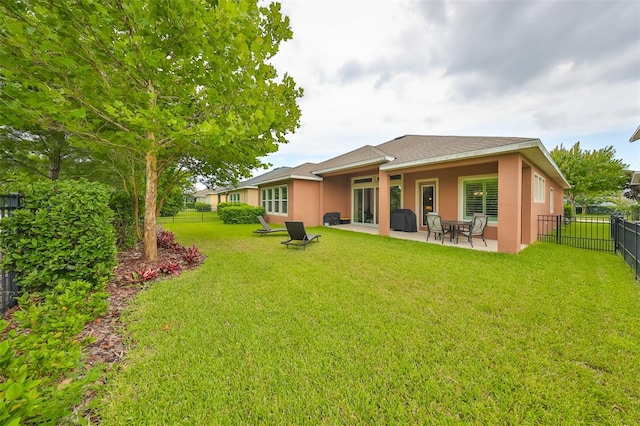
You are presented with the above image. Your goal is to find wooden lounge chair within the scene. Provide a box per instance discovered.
[281,221,320,249]
[253,215,287,236]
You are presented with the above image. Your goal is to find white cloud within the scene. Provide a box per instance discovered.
[262,0,640,171]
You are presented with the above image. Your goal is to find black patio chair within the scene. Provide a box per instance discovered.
[456,214,488,247]
[425,213,450,244]
[253,215,287,236]
[281,221,321,249]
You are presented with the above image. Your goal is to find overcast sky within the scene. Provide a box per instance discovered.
[259,0,640,174]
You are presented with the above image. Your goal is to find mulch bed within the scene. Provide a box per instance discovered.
[80,241,203,367]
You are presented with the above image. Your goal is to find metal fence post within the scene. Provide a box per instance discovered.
[556,214,562,244]
[0,193,24,314]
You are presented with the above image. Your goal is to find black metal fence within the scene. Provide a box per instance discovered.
[538,214,639,280]
[1,193,24,314]
[537,215,616,252]
[157,208,217,224]
[611,216,640,281]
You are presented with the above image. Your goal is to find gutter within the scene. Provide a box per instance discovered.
[313,156,395,176]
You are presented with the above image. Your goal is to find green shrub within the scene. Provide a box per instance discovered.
[194,202,211,212]
[624,204,640,221]
[0,179,118,292]
[109,190,139,249]
[216,201,235,214]
[218,203,265,224]
[0,280,107,425]
[563,204,573,219]
[159,188,185,217]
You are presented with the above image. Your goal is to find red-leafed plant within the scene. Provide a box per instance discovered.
[124,266,159,284]
[182,245,202,265]
[170,242,185,253]
[158,261,182,277]
[157,230,176,249]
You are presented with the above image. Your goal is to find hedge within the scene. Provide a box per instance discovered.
[0,179,117,292]
[217,203,266,224]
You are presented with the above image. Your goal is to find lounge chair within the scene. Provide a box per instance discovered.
[425,213,450,243]
[281,221,321,249]
[253,215,287,236]
[456,214,488,247]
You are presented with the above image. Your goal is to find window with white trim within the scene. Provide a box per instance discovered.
[534,173,546,203]
[229,193,240,203]
[462,177,498,221]
[261,185,288,214]
[550,187,554,213]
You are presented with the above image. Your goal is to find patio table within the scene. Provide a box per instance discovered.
[441,220,471,243]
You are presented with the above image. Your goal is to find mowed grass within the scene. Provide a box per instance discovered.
[97,219,640,424]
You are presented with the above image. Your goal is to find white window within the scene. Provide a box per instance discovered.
[550,187,554,213]
[261,185,288,215]
[461,177,498,221]
[534,173,546,203]
[229,193,240,203]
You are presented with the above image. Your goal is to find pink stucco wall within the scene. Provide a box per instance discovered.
[263,180,322,226]
[291,180,322,225]
[261,152,566,254]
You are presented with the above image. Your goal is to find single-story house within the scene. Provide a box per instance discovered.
[242,135,571,254]
[193,188,215,204]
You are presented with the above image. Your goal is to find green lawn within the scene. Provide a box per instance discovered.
[97,219,640,424]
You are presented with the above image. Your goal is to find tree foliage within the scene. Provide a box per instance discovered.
[0,0,302,260]
[550,142,628,215]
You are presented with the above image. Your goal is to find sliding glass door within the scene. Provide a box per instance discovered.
[353,187,378,224]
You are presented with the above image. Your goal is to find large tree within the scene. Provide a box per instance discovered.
[3,124,118,181]
[0,0,302,260]
[550,142,628,215]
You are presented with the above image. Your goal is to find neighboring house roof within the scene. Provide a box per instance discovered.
[628,126,639,184]
[193,188,214,197]
[314,135,570,189]
[630,125,640,142]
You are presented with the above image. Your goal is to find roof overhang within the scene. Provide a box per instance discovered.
[253,174,323,187]
[312,156,395,176]
[631,172,640,185]
[380,139,571,189]
[630,125,640,142]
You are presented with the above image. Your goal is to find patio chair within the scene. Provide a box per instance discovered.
[456,214,488,247]
[425,213,450,244]
[253,215,287,236]
[281,221,321,249]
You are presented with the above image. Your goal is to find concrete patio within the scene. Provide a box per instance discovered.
[329,223,499,252]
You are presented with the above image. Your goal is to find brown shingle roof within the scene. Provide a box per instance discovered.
[247,163,321,186]
[312,145,391,174]
[377,135,540,167]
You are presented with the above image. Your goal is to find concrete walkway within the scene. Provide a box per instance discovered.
[329,223,499,252]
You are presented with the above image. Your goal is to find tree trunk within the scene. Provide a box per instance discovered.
[48,154,61,180]
[143,150,158,261]
[132,172,142,240]
[47,132,66,180]
[143,80,158,260]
